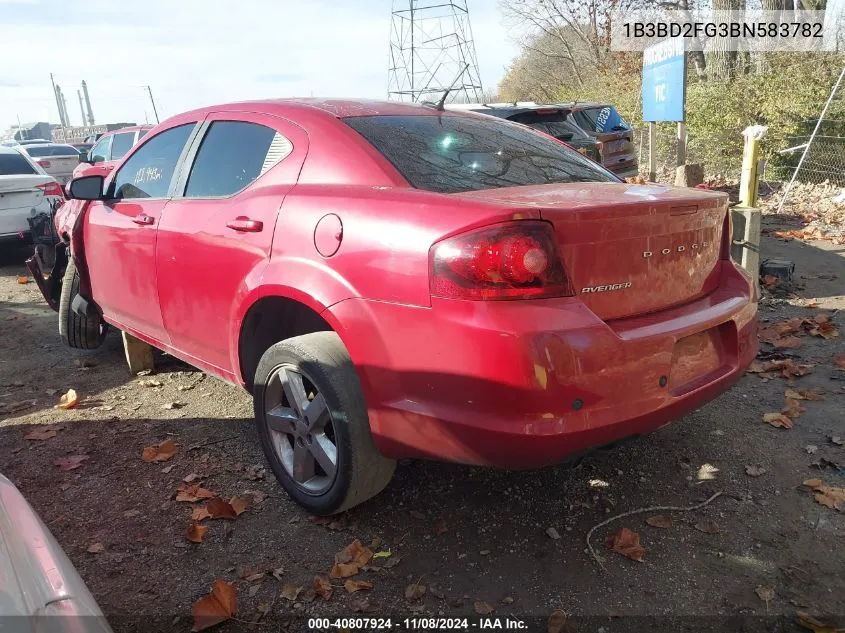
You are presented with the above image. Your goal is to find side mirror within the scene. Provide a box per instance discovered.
[68,175,105,201]
[79,152,91,164]
[90,154,103,165]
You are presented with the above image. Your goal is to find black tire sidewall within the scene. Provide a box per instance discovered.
[253,344,353,515]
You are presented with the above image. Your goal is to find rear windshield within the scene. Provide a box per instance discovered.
[570,106,631,133]
[26,145,79,157]
[343,114,615,194]
[0,153,37,175]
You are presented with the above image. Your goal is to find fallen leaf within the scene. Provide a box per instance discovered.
[785,388,824,401]
[186,523,208,543]
[280,583,303,601]
[123,509,140,518]
[16,276,30,284]
[23,428,57,441]
[782,397,805,419]
[87,542,104,553]
[192,580,236,632]
[176,484,216,503]
[161,464,175,474]
[408,510,425,520]
[605,527,645,562]
[55,455,89,471]
[372,550,392,559]
[344,579,373,593]
[271,567,284,582]
[183,473,200,483]
[830,436,844,446]
[335,539,373,567]
[548,609,574,633]
[191,506,212,521]
[243,490,267,504]
[433,518,448,535]
[138,379,162,388]
[762,412,794,429]
[383,555,401,569]
[141,439,177,462]
[803,478,845,511]
[761,274,779,288]
[755,585,775,605]
[745,465,767,477]
[474,601,495,615]
[809,320,839,340]
[330,562,360,578]
[206,497,237,520]
[229,496,249,516]
[313,575,333,600]
[806,444,818,455]
[405,582,426,601]
[773,335,802,349]
[694,519,721,534]
[645,515,673,529]
[796,611,839,633]
[55,389,78,410]
[162,401,184,410]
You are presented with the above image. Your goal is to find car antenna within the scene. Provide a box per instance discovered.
[423,63,470,111]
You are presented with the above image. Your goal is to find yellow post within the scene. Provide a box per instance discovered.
[738,125,768,208]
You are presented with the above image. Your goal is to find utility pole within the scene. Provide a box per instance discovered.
[77,90,86,127]
[145,85,160,124]
[82,80,95,125]
[49,73,63,125]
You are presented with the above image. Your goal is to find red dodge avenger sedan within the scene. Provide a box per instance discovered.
[29,99,758,514]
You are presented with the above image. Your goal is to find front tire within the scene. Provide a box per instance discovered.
[58,257,107,349]
[253,332,395,515]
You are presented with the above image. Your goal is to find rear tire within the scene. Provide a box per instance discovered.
[58,257,107,349]
[253,332,395,515]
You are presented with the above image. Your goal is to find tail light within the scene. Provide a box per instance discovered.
[430,221,573,300]
[35,181,65,199]
[720,210,733,260]
[37,160,51,168]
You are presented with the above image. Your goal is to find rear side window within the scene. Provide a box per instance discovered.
[184,121,290,198]
[112,124,194,200]
[343,114,615,194]
[571,106,631,133]
[110,133,135,160]
[26,145,79,157]
[0,153,36,175]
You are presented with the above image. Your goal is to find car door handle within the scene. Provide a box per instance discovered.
[131,214,155,226]
[226,217,263,232]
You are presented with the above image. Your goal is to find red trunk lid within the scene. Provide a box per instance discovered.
[455,183,729,320]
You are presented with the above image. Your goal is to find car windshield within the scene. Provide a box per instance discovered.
[0,153,37,175]
[570,106,631,133]
[343,114,615,194]
[26,145,79,157]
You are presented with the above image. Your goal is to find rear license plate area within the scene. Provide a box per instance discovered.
[668,324,734,394]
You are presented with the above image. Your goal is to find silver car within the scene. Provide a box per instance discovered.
[0,474,113,633]
[21,143,81,185]
[0,146,64,248]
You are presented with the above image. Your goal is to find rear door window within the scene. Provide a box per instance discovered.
[26,145,79,157]
[110,133,135,160]
[0,153,37,175]
[112,124,195,200]
[343,114,615,194]
[184,121,290,198]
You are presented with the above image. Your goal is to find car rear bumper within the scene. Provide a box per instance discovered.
[329,260,757,468]
[0,474,113,631]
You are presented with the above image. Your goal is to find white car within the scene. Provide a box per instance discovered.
[0,474,113,632]
[0,145,64,248]
[21,143,81,185]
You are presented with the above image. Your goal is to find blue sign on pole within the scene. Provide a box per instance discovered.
[642,38,686,122]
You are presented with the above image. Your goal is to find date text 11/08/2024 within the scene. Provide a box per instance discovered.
[307,617,529,630]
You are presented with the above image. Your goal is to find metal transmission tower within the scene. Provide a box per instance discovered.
[387,0,484,104]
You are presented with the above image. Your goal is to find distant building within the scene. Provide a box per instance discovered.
[52,122,137,144]
[1,121,53,142]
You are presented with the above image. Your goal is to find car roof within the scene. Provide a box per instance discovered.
[0,145,25,155]
[559,102,610,110]
[105,125,154,136]
[166,98,468,123]
[21,143,77,150]
[445,102,572,118]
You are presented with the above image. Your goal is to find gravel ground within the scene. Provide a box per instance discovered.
[1,218,843,633]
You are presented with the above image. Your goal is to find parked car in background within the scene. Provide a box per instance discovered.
[0,145,63,247]
[21,143,80,185]
[447,103,604,164]
[71,142,94,155]
[562,102,638,178]
[74,125,152,179]
[16,138,51,146]
[32,99,757,515]
[0,474,113,632]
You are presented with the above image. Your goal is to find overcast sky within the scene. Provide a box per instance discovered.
[0,0,520,131]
